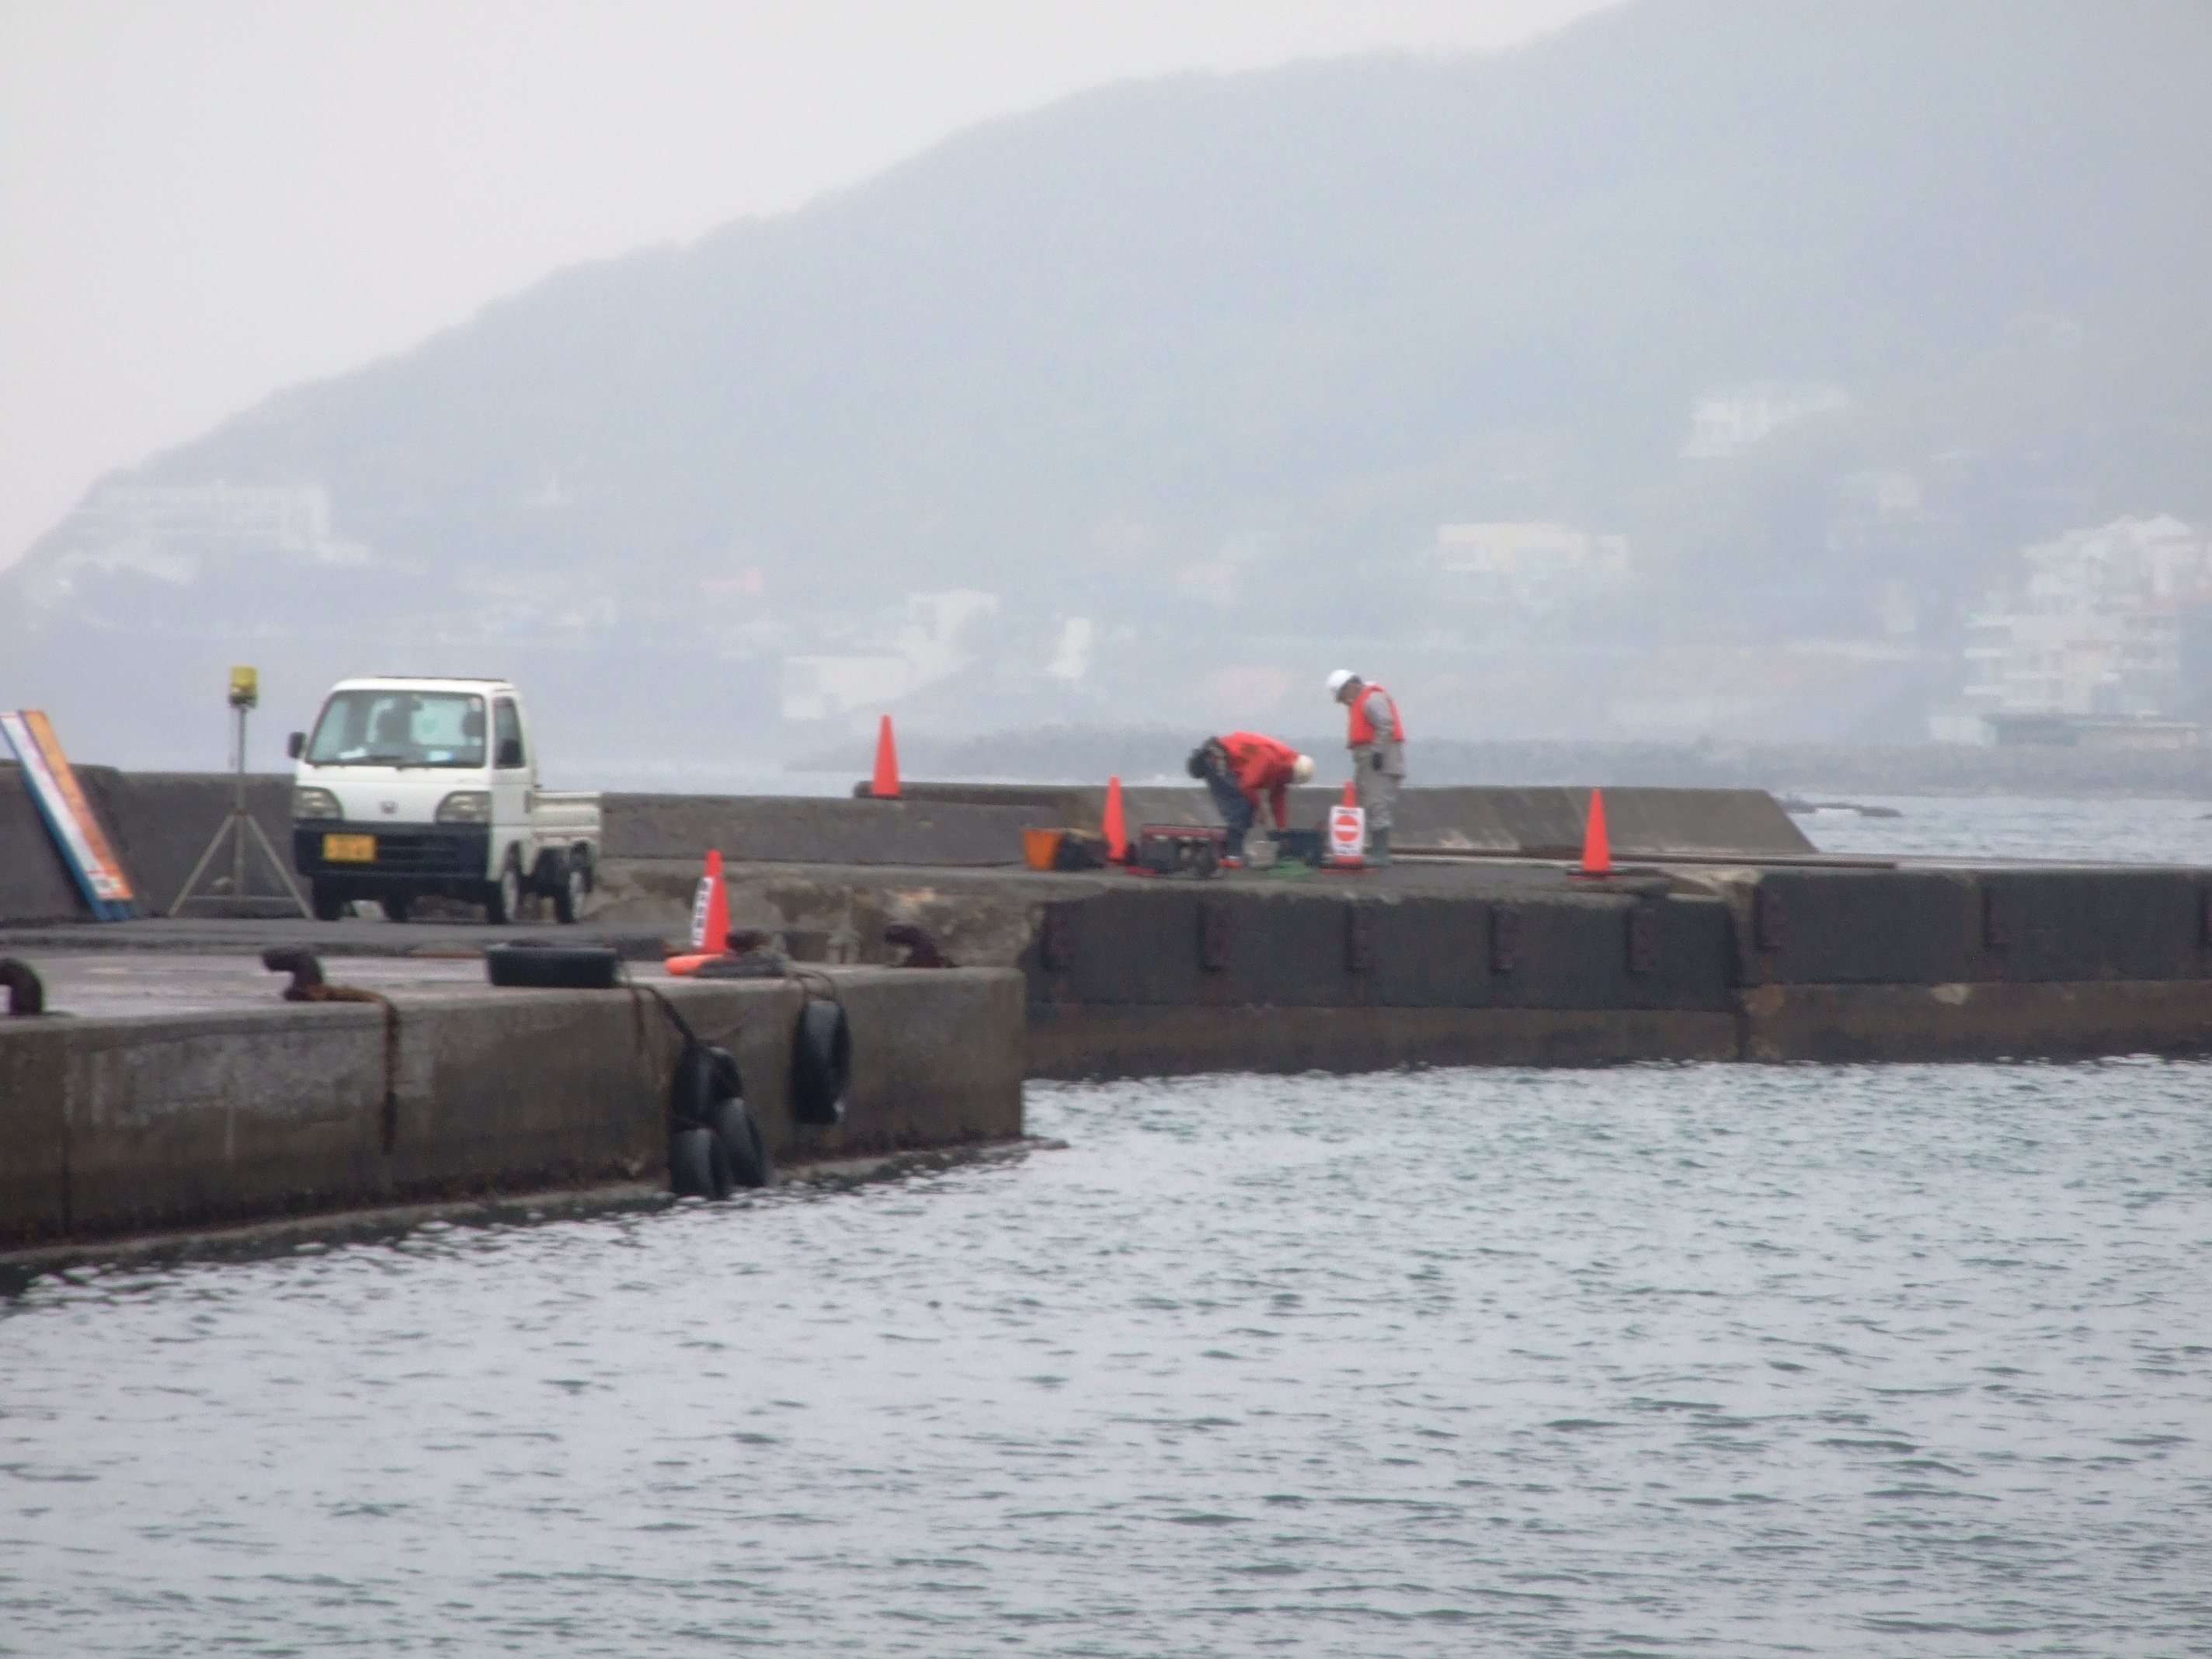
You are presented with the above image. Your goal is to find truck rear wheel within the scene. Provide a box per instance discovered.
[552,856,589,923]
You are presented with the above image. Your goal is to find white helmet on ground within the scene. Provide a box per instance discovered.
[1326,668,1360,698]
[1292,754,1316,784]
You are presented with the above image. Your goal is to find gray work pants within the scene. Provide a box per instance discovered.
[1352,751,1398,832]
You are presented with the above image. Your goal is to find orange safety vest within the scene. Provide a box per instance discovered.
[1219,731,1299,795]
[1347,684,1403,746]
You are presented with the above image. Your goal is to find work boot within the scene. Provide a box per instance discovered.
[1369,828,1392,867]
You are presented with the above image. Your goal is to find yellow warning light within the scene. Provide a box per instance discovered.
[228,666,259,709]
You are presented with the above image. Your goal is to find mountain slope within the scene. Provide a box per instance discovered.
[8,0,2210,766]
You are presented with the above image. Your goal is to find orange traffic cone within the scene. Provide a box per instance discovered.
[689,848,730,950]
[871,715,901,799]
[1103,774,1128,864]
[1572,789,1613,878]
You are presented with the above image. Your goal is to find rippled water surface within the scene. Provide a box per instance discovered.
[6,1062,2210,1655]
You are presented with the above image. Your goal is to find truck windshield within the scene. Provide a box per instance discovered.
[304,691,488,768]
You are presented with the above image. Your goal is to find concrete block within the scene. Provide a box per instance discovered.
[386,992,672,1198]
[1738,979,2212,1062]
[805,968,1024,1156]
[1727,869,1981,986]
[60,1007,391,1236]
[1974,870,2210,983]
[1026,1003,1739,1079]
[0,1021,71,1244]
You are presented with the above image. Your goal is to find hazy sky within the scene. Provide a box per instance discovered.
[0,1,1612,573]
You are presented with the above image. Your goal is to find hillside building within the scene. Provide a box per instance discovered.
[1960,515,2212,738]
[1682,382,1849,460]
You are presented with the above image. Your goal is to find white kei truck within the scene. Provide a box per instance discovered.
[287,676,601,923]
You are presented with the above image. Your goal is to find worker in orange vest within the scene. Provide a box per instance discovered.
[1326,670,1405,864]
[1187,732,1316,861]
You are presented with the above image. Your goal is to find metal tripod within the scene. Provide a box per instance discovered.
[170,702,310,917]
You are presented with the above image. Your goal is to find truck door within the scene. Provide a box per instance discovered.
[492,696,531,871]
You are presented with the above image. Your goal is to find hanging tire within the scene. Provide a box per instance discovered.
[381,891,413,923]
[709,1097,774,1189]
[311,880,350,922]
[484,854,523,924]
[668,1041,742,1122]
[790,997,851,1126]
[669,1125,735,1199]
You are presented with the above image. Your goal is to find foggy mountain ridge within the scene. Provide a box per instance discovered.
[5,0,2211,773]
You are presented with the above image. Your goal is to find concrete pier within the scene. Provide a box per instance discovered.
[11,767,2212,1278]
[0,955,1025,1251]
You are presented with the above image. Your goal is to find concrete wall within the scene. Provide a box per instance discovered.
[0,967,1024,1247]
[0,765,89,923]
[881,781,1814,857]
[2,770,1808,924]
[605,792,1056,865]
[1,763,301,920]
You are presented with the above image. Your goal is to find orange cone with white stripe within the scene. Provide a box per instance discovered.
[689,848,729,950]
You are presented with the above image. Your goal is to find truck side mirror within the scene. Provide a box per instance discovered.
[498,738,524,768]
[287,732,304,760]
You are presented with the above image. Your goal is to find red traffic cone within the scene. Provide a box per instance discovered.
[871,715,901,799]
[1571,789,1613,878]
[1103,774,1128,864]
[689,848,730,950]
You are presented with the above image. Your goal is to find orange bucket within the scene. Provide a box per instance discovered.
[1022,828,1067,871]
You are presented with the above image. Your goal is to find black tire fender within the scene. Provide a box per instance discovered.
[483,942,620,989]
[669,1041,742,1122]
[709,1096,774,1189]
[790,997,851,1126]
[669,1125,735,1199]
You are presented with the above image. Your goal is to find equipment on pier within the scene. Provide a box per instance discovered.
[171,666,311,918]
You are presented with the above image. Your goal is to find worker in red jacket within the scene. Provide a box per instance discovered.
[1187,732,1316,860]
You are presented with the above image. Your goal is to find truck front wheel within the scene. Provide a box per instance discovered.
[310,881,350,922]
[484,855,523,925]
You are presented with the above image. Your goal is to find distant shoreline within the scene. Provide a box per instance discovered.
[789,729,2212,801]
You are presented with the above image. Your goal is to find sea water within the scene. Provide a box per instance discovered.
[3,800,2210,1655]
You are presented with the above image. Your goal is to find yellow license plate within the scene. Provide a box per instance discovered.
[323,833,377,863]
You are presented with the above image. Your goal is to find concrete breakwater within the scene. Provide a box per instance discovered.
[11,767,2212,1081]
[702,858,2212,1073]
[0,961,1025,1253]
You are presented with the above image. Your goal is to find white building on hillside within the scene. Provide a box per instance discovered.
[1682,382,1849,460]
[1963,515,2212,722]
[781,590,1000,722]
[19,481,368,609]
[1428,521,1630,611]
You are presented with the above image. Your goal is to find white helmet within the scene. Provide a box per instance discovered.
[1326,668,1360,697]
[1292,754,1316,784]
